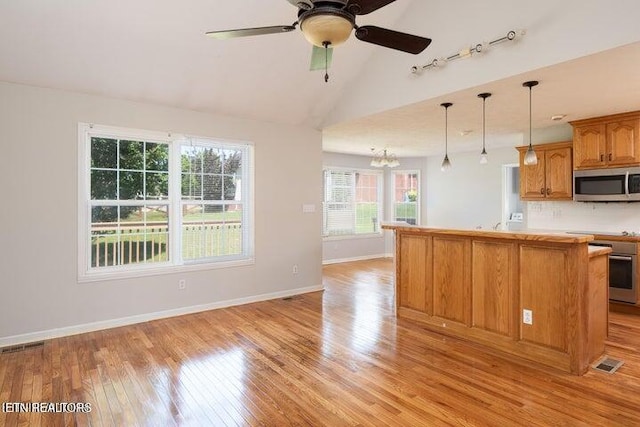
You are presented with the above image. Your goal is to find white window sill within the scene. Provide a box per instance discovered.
[78,258,255,283]
[323,233,384,242]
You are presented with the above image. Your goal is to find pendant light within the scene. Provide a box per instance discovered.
[522,80,539,166]
[477,92,491,164]
[440,102,453,172]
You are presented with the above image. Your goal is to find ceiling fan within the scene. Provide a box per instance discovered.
[206,0,432,82]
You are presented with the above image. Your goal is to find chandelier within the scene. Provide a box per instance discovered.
[370,148,399,168]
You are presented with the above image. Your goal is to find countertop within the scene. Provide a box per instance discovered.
[588,245,613,258]
[383,223,640,244]
[381,223,594,244]
[590,234,640,243]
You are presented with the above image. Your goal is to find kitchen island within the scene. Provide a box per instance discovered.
[382,224,611,375]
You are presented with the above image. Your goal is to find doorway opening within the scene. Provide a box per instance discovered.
[502,163,524,230]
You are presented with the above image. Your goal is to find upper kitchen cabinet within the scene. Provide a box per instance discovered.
[517,141,573,201]
[571,111,640,170]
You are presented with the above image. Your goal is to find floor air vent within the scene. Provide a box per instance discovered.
[1,341,44,354]
[592,357,624,374]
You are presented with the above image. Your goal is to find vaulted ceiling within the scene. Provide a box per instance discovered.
[0,0,413,127]
[1,0,639,158]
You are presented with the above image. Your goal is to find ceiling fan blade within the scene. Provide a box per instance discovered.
[347,0,397,15]
[310,45,333,71]
[206,25,296,40]
[355,26,431,54]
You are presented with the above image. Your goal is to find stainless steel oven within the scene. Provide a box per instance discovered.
[590,239,637,303]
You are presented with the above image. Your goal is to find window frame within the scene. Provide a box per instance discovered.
[391,169,420,226]
[77,123,254,282]
[322,166,384,239]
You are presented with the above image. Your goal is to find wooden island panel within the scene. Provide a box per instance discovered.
[384,224,610,375]
[432,237,471,325]
[471,241,515,337]
[399,234,430,313]
[588,253,609,359]
[519,245,568,352]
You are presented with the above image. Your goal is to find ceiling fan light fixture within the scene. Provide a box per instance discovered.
[300,12,354,47]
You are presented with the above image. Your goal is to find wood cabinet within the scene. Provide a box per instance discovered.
[384,224,611,375]
[571,111,640,170]
[517,141,573,200]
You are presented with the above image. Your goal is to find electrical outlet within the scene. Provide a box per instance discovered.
[523,309,533,325]
[178,279,186,290]
[292,265,299,274]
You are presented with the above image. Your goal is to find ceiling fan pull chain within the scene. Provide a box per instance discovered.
[323,41,331,83]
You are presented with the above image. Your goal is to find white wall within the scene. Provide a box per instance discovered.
[425,146,519,230]
[325,0,640,126]
[0,81,323,344]
[527,202,640,234]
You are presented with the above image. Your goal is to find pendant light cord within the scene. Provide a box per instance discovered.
[440,102,453,171]
[522,80,539,165]
[482,98,486,152]
[523,81,538,148]
[477,93,490,162]
[440,102,452,158]
[528,85,532,149]
[323,41,330,83]
[445,106,448,155]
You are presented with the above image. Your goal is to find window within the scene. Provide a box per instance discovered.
[392,171,420,225]
[323,168,383,237]
[78,124,253,280]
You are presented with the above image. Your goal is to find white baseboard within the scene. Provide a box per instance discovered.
[322,253,391,265]
[0,284,324,348]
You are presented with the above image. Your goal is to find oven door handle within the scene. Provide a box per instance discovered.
[610,255,633,261]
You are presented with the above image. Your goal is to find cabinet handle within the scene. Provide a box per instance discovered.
[609,153,612,161]
[546,188,551,195]
[600,154,604,162]
[540,188,545,195]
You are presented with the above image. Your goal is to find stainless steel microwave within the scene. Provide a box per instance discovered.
[574,166,640,201]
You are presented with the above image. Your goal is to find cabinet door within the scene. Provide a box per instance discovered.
[573,124,606,169]
[607,119,640,166]
[545,147,573,200]
[519,149,546,200]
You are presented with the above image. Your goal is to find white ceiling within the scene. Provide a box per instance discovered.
[324,41,640,157]
[1,1,639,158]
[0,0,413,128]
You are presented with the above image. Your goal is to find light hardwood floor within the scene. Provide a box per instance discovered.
[1,258,640,426]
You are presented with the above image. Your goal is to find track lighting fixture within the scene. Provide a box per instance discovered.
[411,29,526,74]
